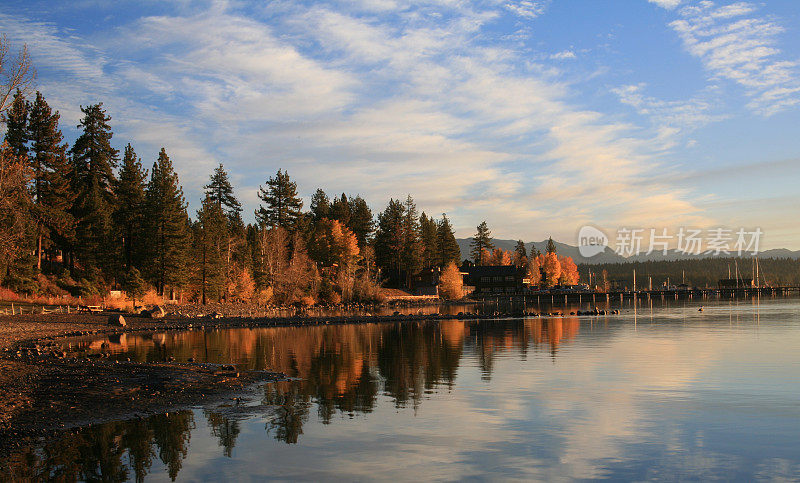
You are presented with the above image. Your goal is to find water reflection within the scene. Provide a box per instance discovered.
[3,411,194,482]
[7,297,800,481]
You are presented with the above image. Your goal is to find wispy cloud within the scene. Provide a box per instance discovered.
[668,1,800,115]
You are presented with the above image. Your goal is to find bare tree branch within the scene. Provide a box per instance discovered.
[0,34,37,116]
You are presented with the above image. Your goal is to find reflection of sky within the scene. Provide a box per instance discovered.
[167,298,800,481]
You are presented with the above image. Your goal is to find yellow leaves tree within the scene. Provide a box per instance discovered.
[488,248,512,266]
[438,261,463,300]
[542,252,561,288]
[527,253,543,286]
[558,256,579,285]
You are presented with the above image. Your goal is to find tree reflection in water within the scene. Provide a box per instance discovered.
[4,317,580,480]
[2,410,194,482]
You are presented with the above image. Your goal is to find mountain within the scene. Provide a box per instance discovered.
[456,238,800,265]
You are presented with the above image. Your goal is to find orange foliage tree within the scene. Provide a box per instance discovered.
[542,252,561,288]
[488,248,512,266]
[438,261,463,299]
[558,256,579,285]
[527,253,543,286]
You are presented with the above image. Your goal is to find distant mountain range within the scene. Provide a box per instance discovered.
[455,238,800,265]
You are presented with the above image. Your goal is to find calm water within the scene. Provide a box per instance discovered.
[6,297,800,481]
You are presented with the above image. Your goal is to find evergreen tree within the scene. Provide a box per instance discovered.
[374,198,405,284]
[309,188,330,223]
[195,194,227,304]
[348,195,374,249]
[114,144,147,270]
[70,103,119,274]
[122,266,147,309]
[28,92,73,271]
[204,163,242,221]
[400,195,421,287]
[143,148,190,296]
[419,212,438,269]
[330,193,351,226]
[513,239,527,267]
[436,214,461,267]
[3,90,28,158]
[470,221,494,264]
[546,236,557,254]
[255,169,303,230]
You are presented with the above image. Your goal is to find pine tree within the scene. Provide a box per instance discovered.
[195,194,227,304]
[436,213,461,267]
[309,188,330,223]
[470,221,494,264]
[400,195,421,287]
[255,169,303,230]
[330,193,351,226]
[347,195,374,249]
[144,148,190,296]
[3,90,28,158]
[204,163,242,221]
[546,236,557,254]
[374,198,405,284]
[28,92,73,271]
[513,240,527,267]
[70,103,119,274]
[419,212,438,269]
[115,144,147,270]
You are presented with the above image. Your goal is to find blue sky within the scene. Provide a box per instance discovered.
[1,0,799,249]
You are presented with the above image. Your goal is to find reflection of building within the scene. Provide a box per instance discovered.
[462,265,528,295]
[718,278,754,289]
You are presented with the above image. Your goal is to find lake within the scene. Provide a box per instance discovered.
[6,296,800,481]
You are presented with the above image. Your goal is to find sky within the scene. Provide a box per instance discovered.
[1,0,799,249]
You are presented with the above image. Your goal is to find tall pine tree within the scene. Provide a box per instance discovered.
[70,103,119,274]
[419,212,438,269]
[309,188,330,223]
[436,213,461,267]
[144,148,190,296]
[114,144,147,270]
[28,92,73,270]
[255,169,303,230]
[195,194,227,304]
[471,221,494,264]
[204,163,242,222]
[3,90,28,158]
[347,195,374,250]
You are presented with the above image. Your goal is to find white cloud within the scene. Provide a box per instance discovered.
[648,0,682,9]
[668,1,800,115]
[503,1,548,19]
[550,50,576,60]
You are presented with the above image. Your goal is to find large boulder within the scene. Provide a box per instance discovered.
[108,314,127,327]
[142,305,166,319]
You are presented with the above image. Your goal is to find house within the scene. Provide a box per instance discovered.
[462,265,528,295]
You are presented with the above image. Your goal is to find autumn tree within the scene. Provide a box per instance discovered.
[255,169,303,230]
[558,256,579,285]
[527,253,543,286]
[143,148,190,296]
[471,221,494,264]
[438,261,463,300]
[542,251,561,288]
[0,143,32,280]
